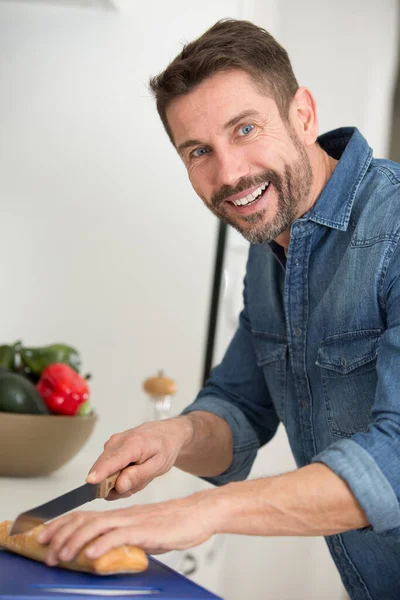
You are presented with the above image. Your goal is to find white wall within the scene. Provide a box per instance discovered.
[0,0,237,453]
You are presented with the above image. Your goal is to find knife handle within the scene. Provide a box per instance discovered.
[96,463,136,499]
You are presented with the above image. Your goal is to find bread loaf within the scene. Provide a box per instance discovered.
[0,520,148,575]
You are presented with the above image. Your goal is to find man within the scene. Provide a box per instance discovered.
[38,19,400,600]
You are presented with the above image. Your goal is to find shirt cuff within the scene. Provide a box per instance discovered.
[180,396,259,486]
[312,438,400,535]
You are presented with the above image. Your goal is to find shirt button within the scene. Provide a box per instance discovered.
[341,358,347,367]
[294,327,302,336]
[334,545,343,555]
[294,259,299,266]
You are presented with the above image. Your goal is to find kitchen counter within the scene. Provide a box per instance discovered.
[0,450,216,573]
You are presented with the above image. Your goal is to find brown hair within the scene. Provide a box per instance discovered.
[148,18,299,145]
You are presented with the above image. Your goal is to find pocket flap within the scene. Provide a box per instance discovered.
[252,333,287,366]
[316,329,382,374]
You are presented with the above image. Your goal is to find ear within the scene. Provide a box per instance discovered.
[291,86,318,146]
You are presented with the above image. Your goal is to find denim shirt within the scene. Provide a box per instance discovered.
[182,128,400,600]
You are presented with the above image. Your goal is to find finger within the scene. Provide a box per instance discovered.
[55,512,129,564]
[86,448,141,485]
[85,524,180,558]
[45,514,89,565]
[84,526,144,560]
[104,489,135,502]
[36,514,74,545]
[113,456,161,496]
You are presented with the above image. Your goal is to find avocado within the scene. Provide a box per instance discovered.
[0,372,50,414]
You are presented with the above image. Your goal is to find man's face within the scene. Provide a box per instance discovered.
[166,69,313,244]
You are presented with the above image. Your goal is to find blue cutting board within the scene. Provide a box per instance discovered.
[0,548,222,599]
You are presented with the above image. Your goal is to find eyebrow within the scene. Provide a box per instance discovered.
[223,109,260,130]
[177,109,261,155]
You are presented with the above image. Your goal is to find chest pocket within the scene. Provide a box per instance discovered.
[252,333,287,424]
[315,329,382,438]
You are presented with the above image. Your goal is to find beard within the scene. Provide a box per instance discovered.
[207,135,313,245]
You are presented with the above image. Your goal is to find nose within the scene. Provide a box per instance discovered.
[213,148,250,189]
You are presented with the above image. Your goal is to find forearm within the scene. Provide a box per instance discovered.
[174,411,233,477]
[214,462,368,536]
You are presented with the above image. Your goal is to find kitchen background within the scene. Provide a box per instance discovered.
[0,0,398,598]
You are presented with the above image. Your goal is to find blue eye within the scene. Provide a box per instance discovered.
[192,147,209,158]
[239,124,254,136]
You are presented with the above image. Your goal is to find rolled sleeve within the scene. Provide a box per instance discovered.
[312,438,400,536]
[181,396,260,486]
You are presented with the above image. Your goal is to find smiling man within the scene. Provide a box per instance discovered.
[168,69,323,248]
[38,20,400,600]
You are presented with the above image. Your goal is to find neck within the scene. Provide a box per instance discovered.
[275,143,338,250]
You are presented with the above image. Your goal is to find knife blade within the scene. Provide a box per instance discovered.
[9,465,133,536]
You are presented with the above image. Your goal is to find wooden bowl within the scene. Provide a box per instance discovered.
[0,412,97,477]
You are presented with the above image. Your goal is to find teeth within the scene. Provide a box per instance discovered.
[232,182,269,206]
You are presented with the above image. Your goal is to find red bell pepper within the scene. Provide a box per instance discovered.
[36,362,89,415]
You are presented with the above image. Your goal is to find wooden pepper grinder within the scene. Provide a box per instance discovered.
[143,370,177,421]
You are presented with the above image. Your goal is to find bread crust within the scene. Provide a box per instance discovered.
[0,520,148,575]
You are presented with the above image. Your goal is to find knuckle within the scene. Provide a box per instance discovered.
[52,531,66,550]
[90,515,102,527]
[104,433,121,448]
[153,457,169,476]
[103,449,121,462]
[41,524,54,538]
[72,512,86,525]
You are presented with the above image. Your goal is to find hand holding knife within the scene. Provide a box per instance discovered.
[10,463,135,536]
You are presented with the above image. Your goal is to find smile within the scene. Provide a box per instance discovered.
[229,182,270,207]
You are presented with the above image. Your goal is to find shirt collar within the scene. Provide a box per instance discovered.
[305,127,373,231]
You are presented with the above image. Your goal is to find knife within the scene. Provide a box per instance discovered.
[9,464,135,536]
